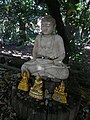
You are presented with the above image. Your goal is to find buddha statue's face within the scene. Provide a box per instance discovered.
[41,21,55,35]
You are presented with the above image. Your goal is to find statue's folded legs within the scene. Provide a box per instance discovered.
[21,60,69,79]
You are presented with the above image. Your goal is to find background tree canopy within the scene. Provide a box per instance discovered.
[0,0,90,64]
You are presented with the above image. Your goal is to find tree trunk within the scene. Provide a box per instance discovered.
[19,16,26,44]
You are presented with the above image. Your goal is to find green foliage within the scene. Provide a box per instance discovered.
[0,0,48,44]
[60,1,90,64]
[0,0,90,64]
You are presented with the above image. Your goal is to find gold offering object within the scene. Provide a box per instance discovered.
[18,71,30,92]
[52,80,67,104]
[29,74,43,100]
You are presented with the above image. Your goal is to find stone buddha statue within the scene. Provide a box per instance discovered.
[21,15,69,80]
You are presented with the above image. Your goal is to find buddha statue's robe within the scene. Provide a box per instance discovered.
[21,34,69,79]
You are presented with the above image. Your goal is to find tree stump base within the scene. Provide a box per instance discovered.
[11,77,81,120]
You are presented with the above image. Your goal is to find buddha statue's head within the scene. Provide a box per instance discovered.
[41,15,56,35]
